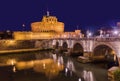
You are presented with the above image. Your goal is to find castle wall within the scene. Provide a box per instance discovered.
[31,22,64,33]
[13,32,55,40]
[0,40,35,51]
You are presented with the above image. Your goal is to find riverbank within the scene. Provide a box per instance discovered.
[0,48,54,54]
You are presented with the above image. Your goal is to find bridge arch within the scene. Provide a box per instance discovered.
[93,43,119,67]
[93,42,117,56]
[93,44,115,56]
[55,41,59,49]
[62,41,68,51]
[93,43,118,64]
[72,43,83,55]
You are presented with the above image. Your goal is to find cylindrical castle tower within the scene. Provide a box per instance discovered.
[31,12,64,33]
[14,11,65,40]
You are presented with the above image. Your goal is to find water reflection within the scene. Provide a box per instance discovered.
[6,59,17,65]
[65,58,76,77]
[66,59,76,72]
[15,58,64,79]
[16,60,34,70]
[82,70,95,81]
[13,66,16,72]
[0,51,107,81]
[52,54,57,62]
[78,78,82,81]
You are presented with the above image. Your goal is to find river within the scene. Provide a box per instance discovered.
[0,51,109,81]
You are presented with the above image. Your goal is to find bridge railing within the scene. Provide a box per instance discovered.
[52,37,120,41]
[93,37,120,42]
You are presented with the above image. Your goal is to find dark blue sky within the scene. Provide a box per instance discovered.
[0,0,120,32]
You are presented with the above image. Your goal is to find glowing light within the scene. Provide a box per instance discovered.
[73,34,76,37]
[78,78,81,81]
[65,68,68,76]
[57,62,60,66]
[63,34,67,38]
[6,40,16,45]
[86,30,92,38]
[22,24,25,27]
[43,63,46,69]
[13,66,16,72]
[7,59,17,65]
[16,59,64,79]
[88,32,92,37]
[11,61,14,65]
[113,30,118,35]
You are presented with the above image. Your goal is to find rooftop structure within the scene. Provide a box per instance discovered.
[31,11,64,33]
[13,11,83,40]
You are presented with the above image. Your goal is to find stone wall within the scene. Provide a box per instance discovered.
[13,32,55,40]
[0,40,35,50]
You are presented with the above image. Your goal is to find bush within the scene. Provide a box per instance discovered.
[114,69,120,81]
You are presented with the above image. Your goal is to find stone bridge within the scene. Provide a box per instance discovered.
[50,37,120,65]
[1,38,120,65]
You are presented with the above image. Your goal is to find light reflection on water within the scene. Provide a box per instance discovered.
[15,58,64,79]
[0,51,81,81]
[0,50,107,81]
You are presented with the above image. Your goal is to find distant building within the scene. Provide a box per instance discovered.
[0,30,13,39]
[117,22,120,28]
[13,11,84,40]
[55,30,84,38]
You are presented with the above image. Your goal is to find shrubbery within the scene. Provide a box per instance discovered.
[114,69,120,81]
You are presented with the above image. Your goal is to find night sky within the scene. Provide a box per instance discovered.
[0,0,120,32]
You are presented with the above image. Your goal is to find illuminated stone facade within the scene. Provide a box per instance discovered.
[31,15,64,33]
[54,30,84,38]
[14,12,64,40]
[13,12,84,40]
[13,31,55,40]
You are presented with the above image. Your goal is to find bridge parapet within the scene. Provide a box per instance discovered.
[93,37,120,42]
[52,37,120,42]
[52,37,120,66]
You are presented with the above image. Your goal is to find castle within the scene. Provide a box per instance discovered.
[13,11,84,40]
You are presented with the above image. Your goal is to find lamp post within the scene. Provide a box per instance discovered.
[86,30,92,38]
[113,30,118,37]
[88,32,92,38]
[86,30,92,56]
[100,29,103,37]
[22,24,25,31]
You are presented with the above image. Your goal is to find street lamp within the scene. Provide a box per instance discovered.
[88,32,92,37]
[22,24,25,31]
[113,30,118,35]
[86,30,92,38]
[99,29,103,37]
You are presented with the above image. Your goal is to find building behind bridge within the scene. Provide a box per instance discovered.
[13,11,84,40]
